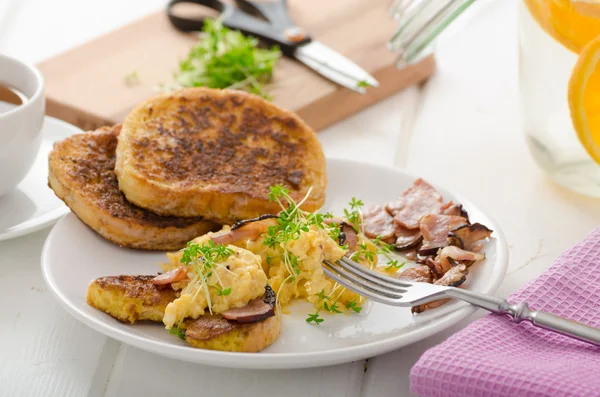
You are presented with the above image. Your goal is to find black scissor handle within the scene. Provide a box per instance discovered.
[167,0,310,56]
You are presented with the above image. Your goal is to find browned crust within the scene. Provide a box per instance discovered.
[87,275,177,323]
[115,88,326,223]
[184,314,281,352]
[92,275,177,305]
[48,125,218,250]
[88,275,280,352]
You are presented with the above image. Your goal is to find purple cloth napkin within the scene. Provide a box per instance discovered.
[410,227,600,397]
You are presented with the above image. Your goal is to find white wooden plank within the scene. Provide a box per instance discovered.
[320,85,423,168]
[0,229,110,397]
[104,345,364,397]
[363,0,600,396]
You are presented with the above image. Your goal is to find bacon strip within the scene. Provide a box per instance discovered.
[211,217,278,245]
[386,179,445,230]
[439,246,485,270]
[152,266,188,285]
[419,214,468,255]
[363,205,396,243]
[398,265,433,283]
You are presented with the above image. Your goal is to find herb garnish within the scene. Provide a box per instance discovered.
[174,19,281,99]
[168,326,186,340]
[124,71,140,87]
[179,240,235,314]
[265,185,339,296]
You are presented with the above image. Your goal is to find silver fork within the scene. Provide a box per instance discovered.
[323,257,600,347]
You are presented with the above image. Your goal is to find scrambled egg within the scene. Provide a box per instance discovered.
[162,233,267,329]
[244,225,377,309]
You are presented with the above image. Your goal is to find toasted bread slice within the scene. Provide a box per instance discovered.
[87,275,281,352]
[87,275,177,323]
[115,88,326,223]
[48,125,218,250]
[184,315,280,353]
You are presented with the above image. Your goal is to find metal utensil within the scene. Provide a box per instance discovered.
[167,0,379,93]
[323,256,600,347]
[388,0,477,67]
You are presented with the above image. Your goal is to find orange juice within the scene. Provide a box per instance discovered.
[520,0,600,196]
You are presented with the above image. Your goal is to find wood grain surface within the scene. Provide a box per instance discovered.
[37,0,435,132]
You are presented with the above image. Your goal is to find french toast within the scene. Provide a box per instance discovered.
[48,125,218,250]
[87,275,281,352]
[115,88,326,223]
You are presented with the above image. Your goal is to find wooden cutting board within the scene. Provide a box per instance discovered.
[38,0,435,132]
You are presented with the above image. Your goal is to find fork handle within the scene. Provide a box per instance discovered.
[447,289,600,347]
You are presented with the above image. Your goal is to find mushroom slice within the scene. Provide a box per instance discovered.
[222,285,276,323]
[450,223,493,250]
[411,264,468,313]
[435,264,468,287]
[211,215,279,245]
[339,221,359,252]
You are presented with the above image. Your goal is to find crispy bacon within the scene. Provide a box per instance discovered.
[386,179,445,230]
[211,217,278,245]
[443,203,468,218]
[151,266,188,285]
[439,246,485,270]
[395,226,423,250]
[419,214,468,255]
[363,205,396,243]
[398,265,433,283]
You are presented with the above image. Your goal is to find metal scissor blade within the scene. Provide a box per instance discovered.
[294,41,379,93]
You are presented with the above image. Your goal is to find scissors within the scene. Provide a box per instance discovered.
[166,0,379,93]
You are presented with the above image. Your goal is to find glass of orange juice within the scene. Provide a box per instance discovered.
[520,0,600,196]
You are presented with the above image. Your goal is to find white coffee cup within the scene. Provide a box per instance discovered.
[0,54,45,197]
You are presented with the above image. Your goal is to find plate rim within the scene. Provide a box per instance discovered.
[41,157,509,369]
[0,116,80,241]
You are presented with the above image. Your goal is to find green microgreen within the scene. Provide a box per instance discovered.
[168,326,186,340]
[343,197,364,233]
[306,313,324,324]
[356,80,372,88]
[179,240,235,314]
[345,299,362,313]
[372,236,405,272]
[124,71,141,87]
[174,19,281,99]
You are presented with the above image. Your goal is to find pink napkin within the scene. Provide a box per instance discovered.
[410,227,600,397]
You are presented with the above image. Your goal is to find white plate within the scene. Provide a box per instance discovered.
[0,114,81,241]
[41,158,508,369]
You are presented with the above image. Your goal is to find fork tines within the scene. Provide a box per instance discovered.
[322,257,412,306]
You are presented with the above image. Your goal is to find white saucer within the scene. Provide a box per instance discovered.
[0,115,82,241]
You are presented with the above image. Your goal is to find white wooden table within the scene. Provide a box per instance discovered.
[3,0,600,396]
